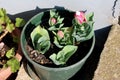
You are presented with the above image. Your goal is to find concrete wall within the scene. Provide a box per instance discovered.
[0,0,119,30]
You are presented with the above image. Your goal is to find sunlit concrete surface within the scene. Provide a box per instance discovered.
[0,0,119,30]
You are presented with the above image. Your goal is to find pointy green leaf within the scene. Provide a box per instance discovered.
[31,25,49,46]
[37,36,50,54]
[0,8,6,17]
[54,36,63,48]
[86,12,94,21]
[57,18,64,24]
[6,23,15,33]
[31,25,50,54]
[50,10,56,17]
[49,45,78,65]
[6,48,15,59]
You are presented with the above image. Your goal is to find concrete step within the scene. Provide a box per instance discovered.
[93,24,120,80]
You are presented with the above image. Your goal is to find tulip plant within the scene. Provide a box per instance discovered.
[30,10,94,65]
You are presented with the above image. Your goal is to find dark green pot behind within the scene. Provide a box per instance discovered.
[21,9,95,80]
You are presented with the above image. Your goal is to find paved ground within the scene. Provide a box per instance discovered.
[15,64,32,80]
[93,24,120,80]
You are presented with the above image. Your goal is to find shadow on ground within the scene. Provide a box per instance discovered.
[7,7,112,80]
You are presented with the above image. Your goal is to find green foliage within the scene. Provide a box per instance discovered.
[4,48,20,73]
[53,27,73,48]
[0,8,25,33]
[0,8,6,16]
[0,8,25,72]
[31,25,50,54]
[30,10,94,66]
[6,23,15,33]
[72,12,94,43]
[48,10,64,31]
[86,12,94,21]
[15,18,26,27]
[49,45,78,65]
[4,58,20,73]
[6,48,15,58]
[72,22,94,42]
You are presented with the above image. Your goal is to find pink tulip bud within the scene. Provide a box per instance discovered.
[57,30,64,38]
[50,18,57,25]
[75,11,86,24]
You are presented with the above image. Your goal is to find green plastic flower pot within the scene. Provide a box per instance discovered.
[21,9,95,80]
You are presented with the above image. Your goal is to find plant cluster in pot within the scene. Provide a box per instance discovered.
[21,9,95,80]
[0,8,25,80]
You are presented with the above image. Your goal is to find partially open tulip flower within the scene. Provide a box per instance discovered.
[75,11,86,24]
